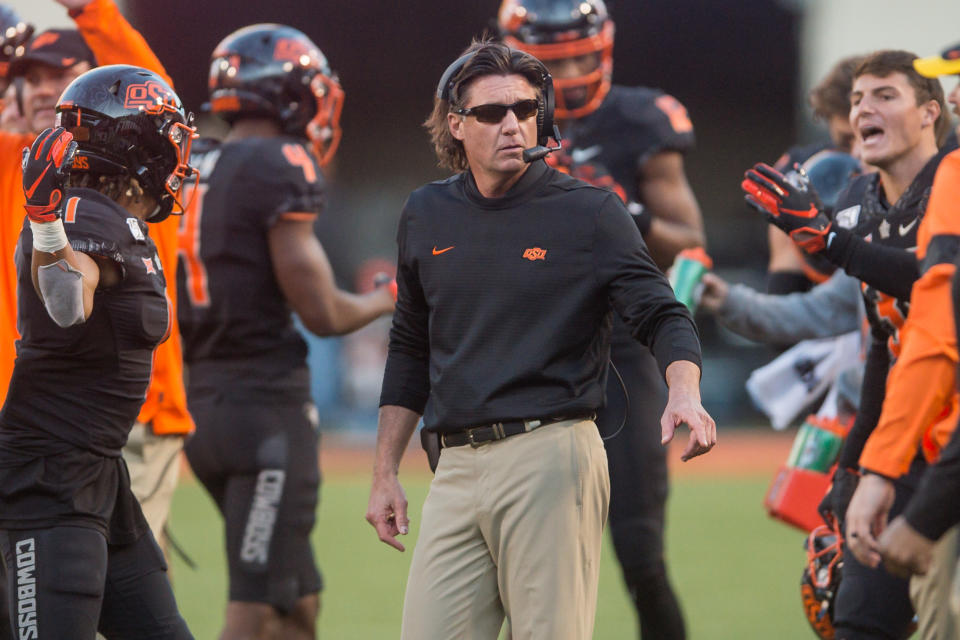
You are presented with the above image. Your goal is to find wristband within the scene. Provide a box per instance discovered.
[30,218,68,253]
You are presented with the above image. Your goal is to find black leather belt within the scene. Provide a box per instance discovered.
[439,413,595,449]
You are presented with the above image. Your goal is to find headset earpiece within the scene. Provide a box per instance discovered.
[538,66,556,146]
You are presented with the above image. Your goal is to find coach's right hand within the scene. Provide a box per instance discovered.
[367,474,410,552]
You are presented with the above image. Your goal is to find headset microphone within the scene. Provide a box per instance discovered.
[522,124,562,163]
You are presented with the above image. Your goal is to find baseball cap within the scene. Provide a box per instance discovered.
[8,29,95,78]
[914,41,960,78]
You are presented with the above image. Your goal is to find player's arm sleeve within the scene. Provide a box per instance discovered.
[380,205,430,413]
[716,270,860,345]
[836,333,891,470]
[824,227,918,300]
[858,268,958,478]
[859,156,960,477]
[71,0,172,85]
[903,420,960,540]
[595,193,701,377]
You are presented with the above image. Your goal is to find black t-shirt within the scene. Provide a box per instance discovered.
[379,160,701,433]
[0,189,170,459]
[176,136,325,392]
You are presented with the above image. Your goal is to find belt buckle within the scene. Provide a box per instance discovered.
[467,428,482,448]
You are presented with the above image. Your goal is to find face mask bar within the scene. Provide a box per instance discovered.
[306,72,345,167]
[163,116,199,213]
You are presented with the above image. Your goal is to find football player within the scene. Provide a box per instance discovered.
[0,63,195,640]
[767,56,864,295]
[745,50,951,638]
[836,49,960,638]
[499,2,704,637]
[0,0,195,617]
[177,24,395,640]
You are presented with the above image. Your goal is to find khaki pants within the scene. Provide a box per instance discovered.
[401,418,610,640]
[910,524,960,639]
[121,421,185,547]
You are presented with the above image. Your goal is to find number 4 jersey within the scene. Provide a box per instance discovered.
[176,136,326,387]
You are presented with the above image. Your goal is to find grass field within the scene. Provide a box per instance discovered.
[167,433,819,639]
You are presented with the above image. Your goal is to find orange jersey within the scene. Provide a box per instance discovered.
[0,131,34,408]
[859,149,960,477]
[1,0,192,434]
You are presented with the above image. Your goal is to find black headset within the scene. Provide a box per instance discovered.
[435,47,559,152]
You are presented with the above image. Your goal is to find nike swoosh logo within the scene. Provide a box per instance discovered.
[898,218,918,236]
[570,145,603,164]
[432,246,454,255]
[25,163,51,200]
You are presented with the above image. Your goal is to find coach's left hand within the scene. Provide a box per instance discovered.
[661,360,716,461]
[877,516,934,578]
[845,472,895,567]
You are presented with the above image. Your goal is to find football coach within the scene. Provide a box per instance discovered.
[366,40,716,640]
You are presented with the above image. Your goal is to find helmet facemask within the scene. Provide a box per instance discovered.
[505,20,613,120]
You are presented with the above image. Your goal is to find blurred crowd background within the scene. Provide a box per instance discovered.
[13,0,960,432]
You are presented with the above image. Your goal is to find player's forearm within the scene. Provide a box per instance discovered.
[644,217,705,268]
[718,274,860,345]
[302,287,393,336]
[825,228,919,300]
[373,405,421,479]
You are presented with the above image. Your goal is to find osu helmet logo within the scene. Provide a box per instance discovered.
[124,81,178,114]
[274,38,320,66]
[522,247,547,261]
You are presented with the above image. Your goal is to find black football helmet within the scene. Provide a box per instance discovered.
[0,5,32,77]
[55,64,196,223]
[208,24,344,167]
[498,0,613,119]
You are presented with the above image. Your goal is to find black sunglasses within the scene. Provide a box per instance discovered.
[455,99,539,124]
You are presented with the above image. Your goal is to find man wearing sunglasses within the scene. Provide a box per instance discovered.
[497,1,705,637]
[366,40,715,640]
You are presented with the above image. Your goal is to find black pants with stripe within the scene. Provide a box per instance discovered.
[0,526,191,639]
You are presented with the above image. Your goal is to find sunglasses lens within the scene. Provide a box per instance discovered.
[472,104,508,123]
[466,100,539,123]
[513,100,539,120]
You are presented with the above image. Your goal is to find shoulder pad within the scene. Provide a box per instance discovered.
[61,189,135,263]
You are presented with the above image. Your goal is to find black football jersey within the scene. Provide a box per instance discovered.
[0,188,170,458]
[176,136,325,386]
[831,150,946,358]
[560,85,695,202]
[559,86,695,356]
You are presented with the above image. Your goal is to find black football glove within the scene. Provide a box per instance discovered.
[817,466,860,528]
[741,162,832,253]
[22,127,77,223]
